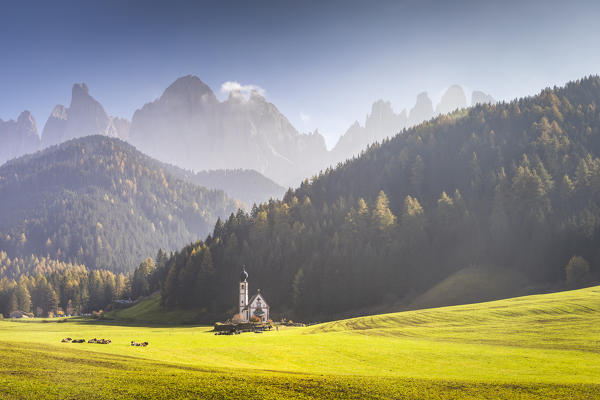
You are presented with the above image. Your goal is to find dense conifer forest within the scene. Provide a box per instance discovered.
[156,77,600,320]
[0,252,128,317]
[0,136,239,273]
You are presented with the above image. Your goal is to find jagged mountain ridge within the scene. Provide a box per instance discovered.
[331,87,495,163]
[128,75,494,186]
[2,77,494,189]
[41,83,130,148]
[129,75,328,187]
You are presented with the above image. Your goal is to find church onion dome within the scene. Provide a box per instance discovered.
[240,266,248,282]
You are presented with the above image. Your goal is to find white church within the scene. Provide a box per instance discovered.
[238,266,270,323]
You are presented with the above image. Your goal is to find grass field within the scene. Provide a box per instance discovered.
[104,293,203,324]
[408,265,528,309]
[1,286,599,399]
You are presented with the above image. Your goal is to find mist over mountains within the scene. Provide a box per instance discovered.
[0,76,493,188]
[128,75,329,187]
[0,83,130,167]
[331,85,495,163]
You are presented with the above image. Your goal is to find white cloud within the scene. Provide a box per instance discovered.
[300,112,311,123]
[220,81,266,98]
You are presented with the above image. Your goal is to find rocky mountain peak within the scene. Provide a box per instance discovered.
[409,92,434,125]
[0,111,41,165]
[69,82,106,115]
[471,90,496,106]
[50,105,68,119]
[16,111,39,138]
[332,99,408,163]
[17,110,36,126]
[370,99,394,116]
[436,85,467,115]
[72,82,89,97]
[42,83,128,147]
[129,76,328,186]
[161,75,217,104]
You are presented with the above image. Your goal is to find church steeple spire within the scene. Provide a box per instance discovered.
[239,265,249,322]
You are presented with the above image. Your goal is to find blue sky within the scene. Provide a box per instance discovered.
[1,0,600,148]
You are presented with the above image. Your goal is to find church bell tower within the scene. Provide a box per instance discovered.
[239,266,249,322]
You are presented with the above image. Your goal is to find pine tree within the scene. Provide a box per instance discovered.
[292,268,304,309]
[15,283,31,312]
[373,191,396,231]
[41,282,58,316]
[410,155,425,194]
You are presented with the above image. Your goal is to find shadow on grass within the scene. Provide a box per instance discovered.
[72,317,212,329]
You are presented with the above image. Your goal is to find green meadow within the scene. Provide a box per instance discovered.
[1,286,599,399]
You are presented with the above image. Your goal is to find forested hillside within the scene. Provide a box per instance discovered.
[156,76,600,321]
[164,167,286,206]
[0,136,239,273]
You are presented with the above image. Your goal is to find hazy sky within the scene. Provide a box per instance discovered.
[2,0,600,148]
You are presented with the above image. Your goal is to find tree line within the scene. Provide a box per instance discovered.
[0,252,128,317]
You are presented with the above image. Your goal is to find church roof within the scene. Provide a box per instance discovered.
[248,292,269,308]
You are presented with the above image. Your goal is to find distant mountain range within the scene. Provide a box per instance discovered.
[0,76,493,188]
[331,85,495,163]
[0,135,240,272]
[128,75,328,187]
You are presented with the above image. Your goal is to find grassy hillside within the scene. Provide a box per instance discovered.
[311,285,600,354]
[104,293,202,324]
[408,265,530,310]
[0,286,599,398]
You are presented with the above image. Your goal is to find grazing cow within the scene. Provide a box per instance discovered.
[87,338,111,344]
[61,337,72,343]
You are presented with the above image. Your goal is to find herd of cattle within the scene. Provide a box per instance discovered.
[60,337,148,346]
